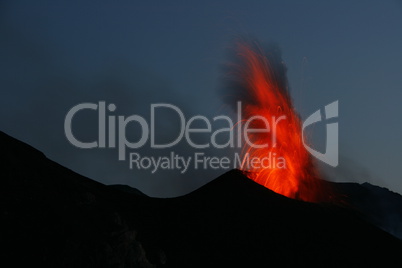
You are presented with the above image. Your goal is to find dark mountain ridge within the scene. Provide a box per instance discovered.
[1,130,401,267]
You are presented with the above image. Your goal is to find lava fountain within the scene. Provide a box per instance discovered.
[232,42,326,202]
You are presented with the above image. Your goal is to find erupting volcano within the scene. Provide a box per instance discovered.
[233,42,325,202]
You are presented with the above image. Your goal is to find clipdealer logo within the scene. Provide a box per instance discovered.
[302,101,338,167]
[64,101,338,174]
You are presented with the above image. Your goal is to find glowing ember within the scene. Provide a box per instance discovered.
[235,42,324,202]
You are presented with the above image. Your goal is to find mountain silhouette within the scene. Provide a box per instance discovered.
[330,181,402,240]
[1,130,401,267]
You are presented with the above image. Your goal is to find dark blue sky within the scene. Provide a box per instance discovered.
[1,1,402,196]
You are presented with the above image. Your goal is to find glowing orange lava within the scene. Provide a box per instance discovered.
[235,43,324,202]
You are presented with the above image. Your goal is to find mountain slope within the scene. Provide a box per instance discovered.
[0,131,154,267]
[1,130,402,267]
[331,181,402,239]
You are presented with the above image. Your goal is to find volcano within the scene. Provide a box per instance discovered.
[225,42,328,202]
[1,130,402,267]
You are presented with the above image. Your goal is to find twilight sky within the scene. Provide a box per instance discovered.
[1,0,402,197]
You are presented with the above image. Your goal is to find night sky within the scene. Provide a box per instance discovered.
[1,1,402,197]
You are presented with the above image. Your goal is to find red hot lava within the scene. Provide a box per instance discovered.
[235,42,326,202]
